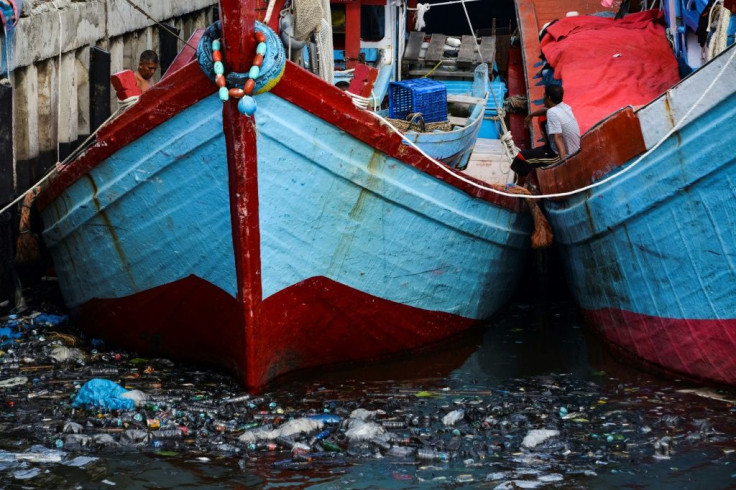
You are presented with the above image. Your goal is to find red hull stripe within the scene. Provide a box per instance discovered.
[39,60,522,212]
[75,275,476,390]
[584,308,736,386]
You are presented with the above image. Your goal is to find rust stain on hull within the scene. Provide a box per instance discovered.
[85,174,137,288]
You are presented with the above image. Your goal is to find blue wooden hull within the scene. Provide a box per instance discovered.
[541,48,736,384]
[39,61,531,388]
[43,92,529,316]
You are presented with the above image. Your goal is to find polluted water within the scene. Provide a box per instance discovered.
[1,283,735,488]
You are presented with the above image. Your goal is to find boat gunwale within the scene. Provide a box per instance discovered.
[37,58,525,213]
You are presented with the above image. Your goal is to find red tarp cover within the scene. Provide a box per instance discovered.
[540,10,680,134]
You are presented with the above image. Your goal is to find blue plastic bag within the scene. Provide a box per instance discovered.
[72,379,135,411]
[32,313,68,327]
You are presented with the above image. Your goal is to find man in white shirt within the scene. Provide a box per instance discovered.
[510,84,580,186]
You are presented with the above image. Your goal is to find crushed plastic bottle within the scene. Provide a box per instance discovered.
[416,448,449,462]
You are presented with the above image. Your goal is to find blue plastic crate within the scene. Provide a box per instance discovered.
[389,78,448,123]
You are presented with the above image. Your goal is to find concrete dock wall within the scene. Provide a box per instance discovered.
[0,0,218,307]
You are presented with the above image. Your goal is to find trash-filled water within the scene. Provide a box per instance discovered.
[1,278,735,489]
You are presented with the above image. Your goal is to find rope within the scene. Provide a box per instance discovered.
[459,0,482,64]
[315,0,333,83]
[397,0,405,81]
[0,86,143,218]
[264,0,279,25]
[51,0,62,164]
[2,11,730,222]
[407,0,481,8]
[422,59,443,77]
[706,3,729,61]
[3,12,17,192]
[118,95,140,111]
[0,169,58,217]
[413,3,430,31]
[122,0,198,51]
[369,43,736,200]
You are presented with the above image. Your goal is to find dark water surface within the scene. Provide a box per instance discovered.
[1,278,735,489]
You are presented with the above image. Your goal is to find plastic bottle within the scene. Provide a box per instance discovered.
[370,438,391,451]
[224,395,251,404]
[320,440,342,453]
[308,429,330,447]
[416,448,449,462]
[154,429,183,438]
[89,366,119,377]
[275,436,296,449]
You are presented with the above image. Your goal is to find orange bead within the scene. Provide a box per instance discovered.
[253,54,264,67]
[255,31,266,43]
[213,50,222,62]
[216,74,226,87]
[229,87,245,98]
[243,78,256,95]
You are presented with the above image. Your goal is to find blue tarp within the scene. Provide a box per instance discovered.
[72,379,135,411]
[1,0,22,76]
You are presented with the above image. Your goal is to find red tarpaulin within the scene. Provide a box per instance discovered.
[540,10,681,134]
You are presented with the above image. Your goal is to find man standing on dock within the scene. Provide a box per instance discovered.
[510,84,580,186]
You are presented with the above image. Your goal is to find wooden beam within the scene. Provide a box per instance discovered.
[404,31,425,62]
[447,94,486,105]
[218,0,262,389]
[345,2,361,69]
[457,35,476,65]
[425,34,447,63]
[449,116,469,127]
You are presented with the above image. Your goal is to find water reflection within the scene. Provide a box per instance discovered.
[1,282,735,489]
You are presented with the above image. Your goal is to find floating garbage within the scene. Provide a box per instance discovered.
[0,376,27,388]
[72,379,136,411]
[0,306,735,488]
[521,429,560,449]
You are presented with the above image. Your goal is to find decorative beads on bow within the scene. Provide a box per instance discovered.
[212,30,268,116]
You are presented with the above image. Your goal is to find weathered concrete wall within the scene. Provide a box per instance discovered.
[0,0,218,307]
[6,0,217,164]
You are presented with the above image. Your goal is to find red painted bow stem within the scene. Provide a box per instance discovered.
[218,1,263,389]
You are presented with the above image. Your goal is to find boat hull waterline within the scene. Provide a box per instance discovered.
[39,59,532,389]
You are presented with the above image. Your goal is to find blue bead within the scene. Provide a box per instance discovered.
[256,42,267,55]
[248,66,260,79]
[238,95,257,116]
[214,61,224,75]
[212,39,221,51]
[218,86,229,101]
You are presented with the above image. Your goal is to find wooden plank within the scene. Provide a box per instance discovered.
[447,94,486,105]
[478,36,495,64]
[404,31,425,62]
[457,35,476,65]
[406,69,476,78]
[449,116,469,127]
[425,34,447,63]
[464,138,514,185]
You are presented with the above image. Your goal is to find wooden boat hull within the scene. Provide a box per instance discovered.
[516,0,736,385]
[38,59,531,389]
[549,76,736,383]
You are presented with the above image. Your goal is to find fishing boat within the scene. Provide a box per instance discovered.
[34,0,535,389]
[515,0,736,384]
